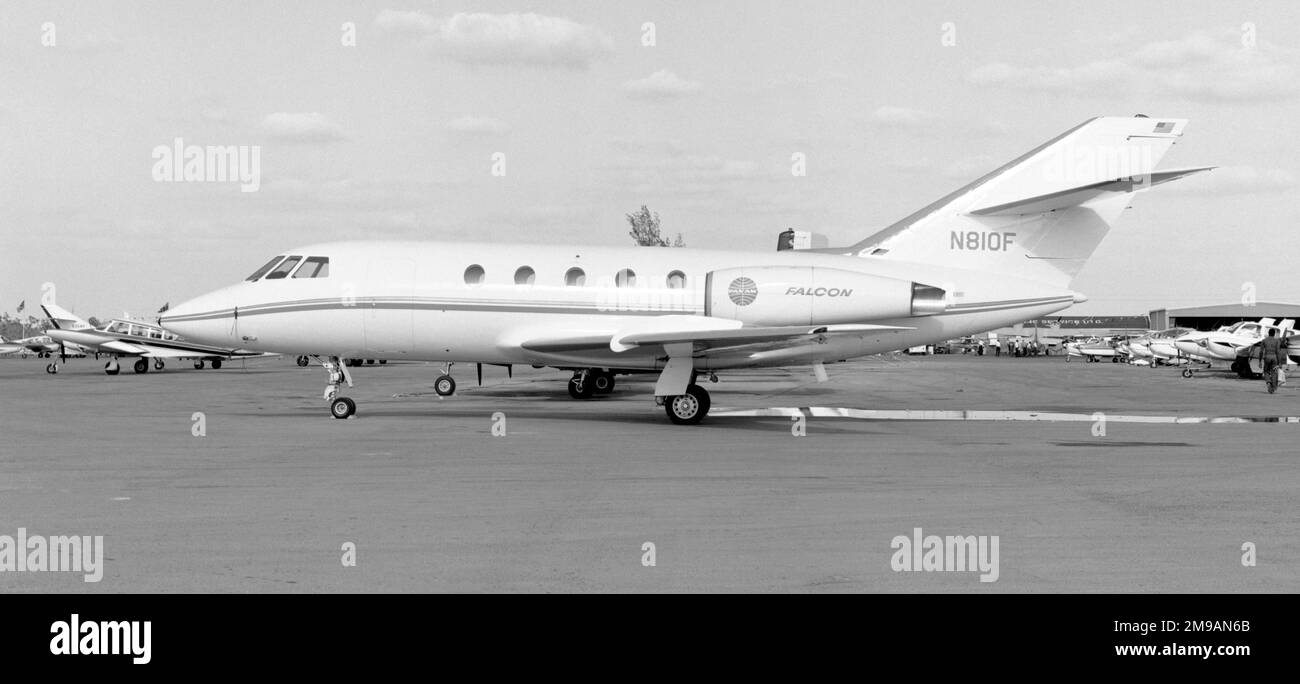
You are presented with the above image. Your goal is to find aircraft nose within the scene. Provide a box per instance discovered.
[159,287,238,345]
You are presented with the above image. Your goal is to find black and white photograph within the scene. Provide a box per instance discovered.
[1,0,1295,665]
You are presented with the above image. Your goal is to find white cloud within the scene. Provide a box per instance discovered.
[445,116,511,136]
[259,112,345,143]
[623,70,702,99]
[70,33,124,54]
[374,10,437,34]
[870,106,937,128]
[969,30,1299,102]
[403,12,615,69]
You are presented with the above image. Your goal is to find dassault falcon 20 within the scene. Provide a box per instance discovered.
[161,116,1212,425]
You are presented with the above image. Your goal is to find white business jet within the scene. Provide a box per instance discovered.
[161,116,1211,424]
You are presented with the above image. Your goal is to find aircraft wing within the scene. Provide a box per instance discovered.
[612,323,912,352]
[518,316,911,355]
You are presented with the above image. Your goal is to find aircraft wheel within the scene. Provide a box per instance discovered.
[211,359,222,370]
[105,361,120,376]
[665,385,711,425]
[194,360,205,370]
[1182,369,1193,378]
[593,370,615,394]
[567,373,595,399]
[297,356,310,367]
[330,396,356,419]
[134,359,149,374]
[367,359,375,365]
[154,359,165,371]
[434,375,456,396]
[379,360,387,365]
[46,363,58,374]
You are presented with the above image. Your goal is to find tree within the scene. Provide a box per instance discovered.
[626,205,684,247]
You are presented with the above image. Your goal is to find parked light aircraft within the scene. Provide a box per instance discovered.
[0,334,60,357]
[1131,327,1196,365]
[161,116,1211,424]
[1173,318,1295,378]
[41,302,270,375]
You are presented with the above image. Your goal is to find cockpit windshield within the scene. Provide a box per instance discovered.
[246,256,285,281]
[264,256,302,280]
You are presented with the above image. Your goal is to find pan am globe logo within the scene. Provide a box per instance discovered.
[728,277,758,306]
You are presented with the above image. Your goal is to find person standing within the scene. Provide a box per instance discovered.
[1258,329,1286,390]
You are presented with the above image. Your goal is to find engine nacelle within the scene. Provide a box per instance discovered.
[705,266,946,326]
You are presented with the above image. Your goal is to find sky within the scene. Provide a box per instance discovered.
[1,0,1297,319]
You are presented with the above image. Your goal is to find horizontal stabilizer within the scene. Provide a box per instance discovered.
[969,166,1216,216]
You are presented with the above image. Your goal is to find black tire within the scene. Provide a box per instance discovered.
[434,375,456,396]
[133,359,148,374]
[154,359,164,371]
[367,359,375,365]
[568,374,595,399]
[297,356,309,367]
[665,385,711,425]
[379,360,387,365]
[194,360,205,370]
[105,361,119,376]
[593,371,615,394]
[211,359,222,370]
[1182,368,1193,378]
[45,363,57,374]
[330,396,356,419]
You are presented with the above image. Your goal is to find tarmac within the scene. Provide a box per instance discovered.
[1,352,1296,593]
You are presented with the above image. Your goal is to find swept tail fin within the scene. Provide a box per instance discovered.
[41,301,92,331]
[847,116,1213,288]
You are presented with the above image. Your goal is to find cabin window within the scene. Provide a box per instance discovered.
[616,268,637,287]
[464,265,485,286]
[565,268,586,287]
[246,256,284,281]
[293,256,330,278]
[666,270,686,289]
[264,256,302,280]
[514,266,536,286]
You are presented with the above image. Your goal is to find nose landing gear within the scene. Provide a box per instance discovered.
[319,355,356,418]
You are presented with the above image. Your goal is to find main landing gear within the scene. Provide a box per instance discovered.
[662,383,711,425]
[104,360,120,375]
[431,362,457,396]
[567,369,616,399]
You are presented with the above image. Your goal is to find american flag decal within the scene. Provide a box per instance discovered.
[1154,121,1175,133]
